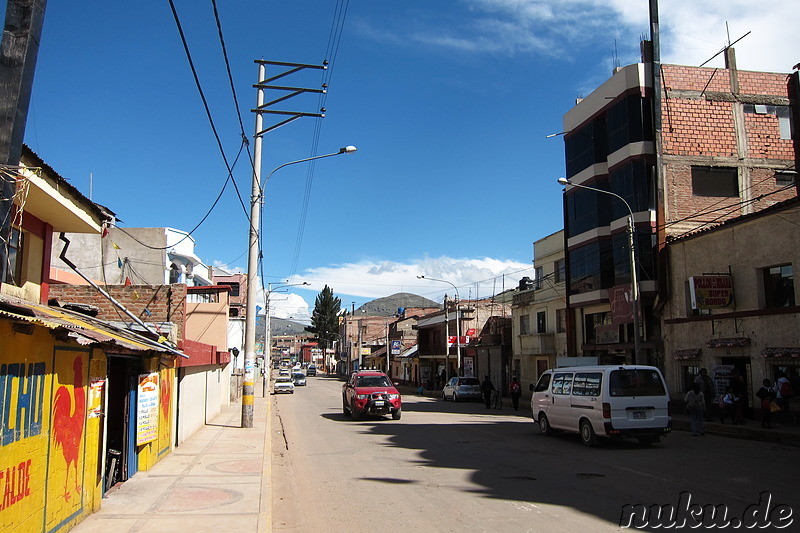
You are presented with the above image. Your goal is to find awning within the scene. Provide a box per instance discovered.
[398,345,418,359]
[706,337,750,349]
[365,346,387,358]
[673,348,702,360]
[0,293,184,357]
[762,347,800,359]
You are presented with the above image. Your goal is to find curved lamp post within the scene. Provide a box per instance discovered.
[241,146,356,427]
[417,275,461,376]
[557,177,641,364]
[265,281,310,369]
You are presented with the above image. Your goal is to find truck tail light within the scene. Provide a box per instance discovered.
[602,402,611,419]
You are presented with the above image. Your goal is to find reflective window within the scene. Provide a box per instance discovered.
[552,373,574,395]
[573,373,602,397]
[763,264,795,308]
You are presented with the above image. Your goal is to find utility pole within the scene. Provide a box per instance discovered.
[242,59,326,428]
[0,0,47,280]
[444,294,450,381]
[357,316,363,370]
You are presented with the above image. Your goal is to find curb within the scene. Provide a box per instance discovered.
[671,417,800,445]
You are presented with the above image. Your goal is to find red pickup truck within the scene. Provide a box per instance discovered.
[342,371,402,420]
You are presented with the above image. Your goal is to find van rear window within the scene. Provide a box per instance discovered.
[609,370,666,397]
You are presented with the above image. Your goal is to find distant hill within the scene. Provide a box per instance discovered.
[257,316,310,340]
[355,292,441,317]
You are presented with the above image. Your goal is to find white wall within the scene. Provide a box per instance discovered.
[177,365,224,445]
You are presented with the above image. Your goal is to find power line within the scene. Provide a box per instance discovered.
[167,0,249,223]
[288,0,351,278]
[110,139,248,251]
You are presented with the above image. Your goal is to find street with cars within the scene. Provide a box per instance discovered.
[271,372,798,532]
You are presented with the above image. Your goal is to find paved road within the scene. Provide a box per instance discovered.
[271,375,797,532]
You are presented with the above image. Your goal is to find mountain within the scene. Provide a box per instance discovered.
[354,292,441,317]
[257,316,309,340]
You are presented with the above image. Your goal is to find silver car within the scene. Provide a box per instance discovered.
[274,376,295,394]
[291,372,307,386]
[442,377,482,402]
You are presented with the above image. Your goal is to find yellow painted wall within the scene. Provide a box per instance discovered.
[0,320,105,533]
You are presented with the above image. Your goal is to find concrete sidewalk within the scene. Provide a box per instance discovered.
[71,389,272,533]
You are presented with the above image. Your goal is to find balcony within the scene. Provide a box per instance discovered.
[519,332,555,354]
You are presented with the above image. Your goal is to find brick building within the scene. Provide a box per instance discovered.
[558,44,798,368]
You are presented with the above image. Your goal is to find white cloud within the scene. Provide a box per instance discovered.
[267,292,311,323]
[362,0,800,73]
[292,255,532,303]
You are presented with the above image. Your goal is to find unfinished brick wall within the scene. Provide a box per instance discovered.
[662,99,737,157]
[49,284,186,340]
[659,65,797,235]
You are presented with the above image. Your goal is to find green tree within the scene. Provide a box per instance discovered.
[305,285,341,351]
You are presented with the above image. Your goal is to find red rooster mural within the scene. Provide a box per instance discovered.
[53,356,86,501]
[160,369,171,421]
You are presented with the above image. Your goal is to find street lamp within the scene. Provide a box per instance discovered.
[557,177,641,364]
[417,275,461,376]
[241,146,356,428]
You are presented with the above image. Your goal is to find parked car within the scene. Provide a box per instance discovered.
[274,376,295,394]
[278,368,290,377]
[442,376,482,402]
[342,371,402,420]
[530,365,671,446]
[306,365,317,376]
[292,372,307,386]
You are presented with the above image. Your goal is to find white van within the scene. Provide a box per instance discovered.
[530,365,671,446]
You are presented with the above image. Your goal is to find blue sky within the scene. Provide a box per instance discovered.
[19,0,799,321]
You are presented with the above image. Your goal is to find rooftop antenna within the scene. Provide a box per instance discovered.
[699,24,750,67]
[612,39,620,70]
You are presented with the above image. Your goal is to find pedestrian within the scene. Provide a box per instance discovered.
[694,368,716,421]
[440,368,447,388]
[774,370,794,421]
[756,379,776,429]
[481,375,495,409]
[719,387,735,424]
[730,368,747,424]
[509,376,522,410]
[684,383,706,436]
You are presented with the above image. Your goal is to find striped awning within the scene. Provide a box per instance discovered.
[706,337,750,348]
[673,348,701,360]
[762,347,800,358]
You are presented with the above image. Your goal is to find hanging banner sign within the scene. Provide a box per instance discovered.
[136,373,160,445]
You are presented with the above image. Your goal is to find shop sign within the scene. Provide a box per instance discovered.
[689,275,734,309]
[136,373,159,446]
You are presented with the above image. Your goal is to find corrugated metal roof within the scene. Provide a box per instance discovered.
[0,293,182,355]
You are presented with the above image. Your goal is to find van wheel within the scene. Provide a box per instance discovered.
[538,413,552,436]
[580,419,598,447]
